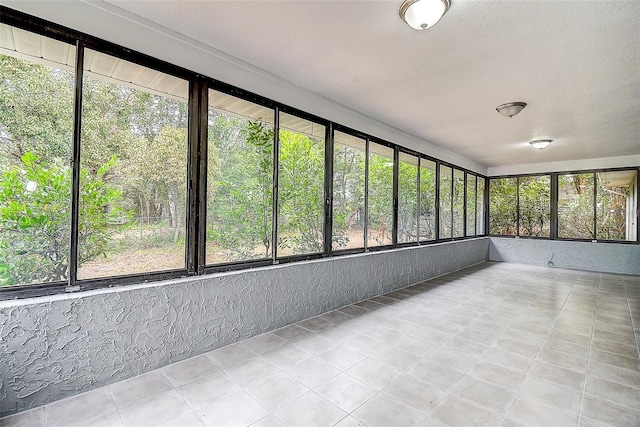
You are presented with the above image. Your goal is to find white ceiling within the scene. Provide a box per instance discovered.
[5,0,640,172]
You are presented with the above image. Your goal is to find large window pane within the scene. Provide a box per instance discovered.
[596,170,637,241]
[558,173,594,239]
[519,175,551,237]
[78,50,188,279]
[419,159,437,241]
[368,142,394,247]
[466,174,476,236]
[453,169,465,238]
[332,132,365,251]
[207,91,274,263]
[0,26,75,286]
[398,152,418,244]
[439,165,452,239]
[278,113,325,256]
[477,177,485,234]
[489,177,517,235]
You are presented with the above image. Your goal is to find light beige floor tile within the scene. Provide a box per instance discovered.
[245,372,309,411]
[431,395,503,427]
[585,376,640,409]
[519,375,583,414]
[163,354,218,387]
[351,393,425,427]
[382,374,445,414]
[243,333,289,354]
[177,371,240,410]
[273,392,347,427]
[450,376,515,415]
[0,408,44,427]
[205,342,257,369]
[161,412,205,427]
[318,345,367,371]
[468,361,525,391]
[581,394,640,427]
[198,390,269,427]
[528,360,585,391]
[47,387,117,427]
[119,389,192,427]
[347,358,402,390]
[315,373,377,413]
[504,396,579,427]
[285,356,341,388]
[250,414,287,427]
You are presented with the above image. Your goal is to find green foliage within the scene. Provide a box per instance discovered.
[518,176,550,237]
[368,151,393,245]
[420,166,437,239]
[278,129,325,253]
[207,118,273,260]
[398,160,418,243]
[489,177,518,235]
[0,153,124,286]
[332,144,365,248]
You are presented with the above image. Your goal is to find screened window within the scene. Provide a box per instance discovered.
[439,165,452,239]
[332,131,365,251]
[206,91,274,264]
[78,50,189,279]
[558,173,594,239]
[466,174,476,236]
[277,113,325,256]
[453,168,465,238]
[596,170,637,241]
[398,152,419,244]
[0,25,75,286]
[518,175,551,237]
[368,142,394,247]
[489,177,517,236]
[419,159,437,241]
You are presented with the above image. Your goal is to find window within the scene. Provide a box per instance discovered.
[477,177,485,235]
[453,168,465,238]
[466,174,476,236]
[558,173,594,239]
[0,25,75,286]
[518,175,550,237]
[78,50,189,279]
[489,177,517,236]
[439,165,452,239]
[206,91,274,264]
[367,142,394,247]
[332,131,365,251]
[277,112,325,256]
[419,159,437,241]
[596,170,637,241]
[398,152,419,244]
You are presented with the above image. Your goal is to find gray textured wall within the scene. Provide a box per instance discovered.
[0,238,489,416]
[489,237,640,275]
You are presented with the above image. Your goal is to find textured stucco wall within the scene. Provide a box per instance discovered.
[489,237,640,275]
[0,238,489,416]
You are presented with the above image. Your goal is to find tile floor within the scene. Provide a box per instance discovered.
[2,262,639,427]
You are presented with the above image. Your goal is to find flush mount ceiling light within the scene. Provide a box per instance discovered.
[529,139,553,149]
[399,0,451,30]
[496,102,527,118]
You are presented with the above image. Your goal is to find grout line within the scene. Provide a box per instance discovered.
[576,275,600,426]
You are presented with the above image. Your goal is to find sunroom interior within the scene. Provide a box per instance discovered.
[1,1,639,426]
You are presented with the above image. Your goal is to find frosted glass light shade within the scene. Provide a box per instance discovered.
[530,139,553,149]
[400,0,450,30]
[496,102,527,118]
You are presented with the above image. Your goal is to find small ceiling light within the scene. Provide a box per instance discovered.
[496,102,527,118]
[399,0,451,30]
[529,139,553,149]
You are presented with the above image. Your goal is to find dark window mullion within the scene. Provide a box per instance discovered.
[272,107,280,262]
[593,172,598,240]
[324,124,334,255]
[392,147,399,247]
[364,139,370,250]
[417,158,422,242]
[68,41,85,288]
[516,177,520,237]
[435,162,440,240]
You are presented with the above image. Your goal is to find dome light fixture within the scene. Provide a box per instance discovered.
[496,102,527,118]
[399,0,451,31]
[529,139,553,150]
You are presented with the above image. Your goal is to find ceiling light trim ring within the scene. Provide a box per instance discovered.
[496,102,527,118]
[399,0,451,31]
